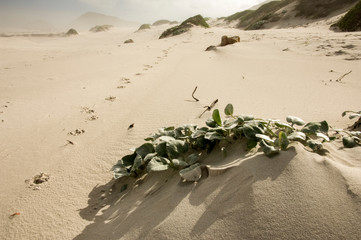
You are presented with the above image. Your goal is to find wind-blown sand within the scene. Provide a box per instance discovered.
[0,22,360,239]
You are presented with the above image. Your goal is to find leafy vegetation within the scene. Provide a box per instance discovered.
[332,0,361,32]
[159,15,209,39]
[112,104,360,182]
[338,110,361,147]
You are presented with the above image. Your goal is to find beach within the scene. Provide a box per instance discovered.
[1,21,361,239]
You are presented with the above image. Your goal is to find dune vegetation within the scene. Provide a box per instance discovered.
[138,24,151,30]
[89,25,113,32]
[159,15,209,39]
[333,0,361,31]
[152,20,171,26]
[225,0,359,30]
[112,104,360,182]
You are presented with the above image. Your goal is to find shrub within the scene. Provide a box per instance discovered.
[333,0,361,31]
[89,25,113,32]
[159,15,209,39]
[66,28,78,36]
[138,24,151,30]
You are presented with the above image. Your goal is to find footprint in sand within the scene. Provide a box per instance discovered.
[120,77,131,84]
[143,64,153,70]
[81,107,98,121]
[68,129,85,136]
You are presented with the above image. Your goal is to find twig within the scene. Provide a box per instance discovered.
[192,86,199,102]
[66,140,75,145]
[335,70,352,82]
[199,99,218,118]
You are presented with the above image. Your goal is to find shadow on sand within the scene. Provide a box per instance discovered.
[74,146,297,239]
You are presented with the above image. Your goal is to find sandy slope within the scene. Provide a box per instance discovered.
[0,23,360,239]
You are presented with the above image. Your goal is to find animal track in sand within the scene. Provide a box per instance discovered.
[0,102,10,123]
[105,96,116,102]
[81,106,98,121]
[143,64,153,70]
[120,77,131,84]
[68,129,85,136]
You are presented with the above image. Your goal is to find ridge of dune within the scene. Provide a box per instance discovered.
[0,19,361,239]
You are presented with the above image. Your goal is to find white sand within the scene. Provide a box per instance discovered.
[0,23,360,239]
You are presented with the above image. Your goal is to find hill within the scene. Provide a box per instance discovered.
[225,0,359,30]
[70,12,138,31]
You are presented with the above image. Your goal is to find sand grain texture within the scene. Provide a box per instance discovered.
[0,23,361,239]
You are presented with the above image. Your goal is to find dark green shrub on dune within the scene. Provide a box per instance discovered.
[332,0,361,31]
[159,15,209,39]
[66,28,78,36]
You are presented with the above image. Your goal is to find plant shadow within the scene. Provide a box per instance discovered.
[74,146,296,239]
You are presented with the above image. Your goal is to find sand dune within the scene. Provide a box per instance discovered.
[0,21,360,239]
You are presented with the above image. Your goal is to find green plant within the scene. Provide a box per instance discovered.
[112,104,341,182]
[138,24,151,30]
[159,15,209,39]
[333,0,361,32]
[338,110,361,147]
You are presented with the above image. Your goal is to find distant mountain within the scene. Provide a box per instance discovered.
[70,12,139,31]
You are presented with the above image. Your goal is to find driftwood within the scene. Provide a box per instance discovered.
[335,70,352,82]
[199,99,218,118]
[192,86,199,101]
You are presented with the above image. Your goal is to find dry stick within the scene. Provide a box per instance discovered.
[66,140,75,145]
[192,86,199,102]
[335,70,352,82]
[199,99,218,118]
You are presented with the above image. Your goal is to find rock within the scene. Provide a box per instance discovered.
[205,45,217,51]
[220,35,240,47]
[124,39,134,44]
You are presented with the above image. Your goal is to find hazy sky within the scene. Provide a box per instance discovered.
[0,0,267,29]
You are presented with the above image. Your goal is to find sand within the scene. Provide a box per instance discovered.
[0,21,361,239]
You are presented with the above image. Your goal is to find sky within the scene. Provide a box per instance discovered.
[0,0,268,30]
